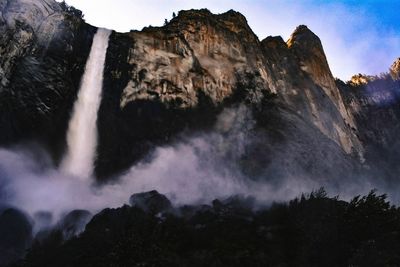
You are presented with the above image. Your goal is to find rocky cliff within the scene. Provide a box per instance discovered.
[338,69,400,181]
[97,10,365,179]
[0,0,95,158]
[0,0,399,182]
[102,13,362,156]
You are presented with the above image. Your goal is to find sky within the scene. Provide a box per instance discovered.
[60,0,400,80]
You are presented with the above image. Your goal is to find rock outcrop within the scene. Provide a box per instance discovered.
[261,26,362,159]
[129,190,172,214]
[119,9,267,108]
[390,58,400,80]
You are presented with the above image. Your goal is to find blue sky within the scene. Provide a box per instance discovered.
[61,0,400,80]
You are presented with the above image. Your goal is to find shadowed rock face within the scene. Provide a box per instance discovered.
[0,0,95,161]
[338,70,400,182]
[58,210,92,240]
[261,27,362,159]
[129,190,172,214]
[0,0,398,182]
[0,208,33,266]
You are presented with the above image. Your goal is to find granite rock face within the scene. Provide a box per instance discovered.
[97,11,365,178]
[0,0,95,160]
[338,68,400,181]
[105,17,362,159]
[119,9,268,108]
[0,0,399,181]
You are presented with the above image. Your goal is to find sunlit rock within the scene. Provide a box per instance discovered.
[390,58,400,80]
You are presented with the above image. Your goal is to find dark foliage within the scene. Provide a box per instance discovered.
[14,189,400,267]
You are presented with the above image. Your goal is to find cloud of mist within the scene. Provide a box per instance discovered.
[1,104,398,232]
[0,148,120,217]
[0,105,311,221]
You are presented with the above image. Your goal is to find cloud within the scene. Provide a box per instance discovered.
[0,106,310,220]
[1,105,397,223]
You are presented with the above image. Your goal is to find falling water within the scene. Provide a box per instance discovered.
[61,28,111,178]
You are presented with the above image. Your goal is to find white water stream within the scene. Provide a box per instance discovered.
[61,28,111,178]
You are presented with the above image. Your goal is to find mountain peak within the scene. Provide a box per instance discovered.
[349,73,376,86]
[287,25,321,49]
[175,8,247,23]
[163,8,255,39]
[286,24,333,85]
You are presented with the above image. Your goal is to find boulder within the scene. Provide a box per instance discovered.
[129,190,172,214]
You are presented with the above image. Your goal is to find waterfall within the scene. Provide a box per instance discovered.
[61,28,111,178]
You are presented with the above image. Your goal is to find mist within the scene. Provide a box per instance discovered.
[1,104,398,234]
